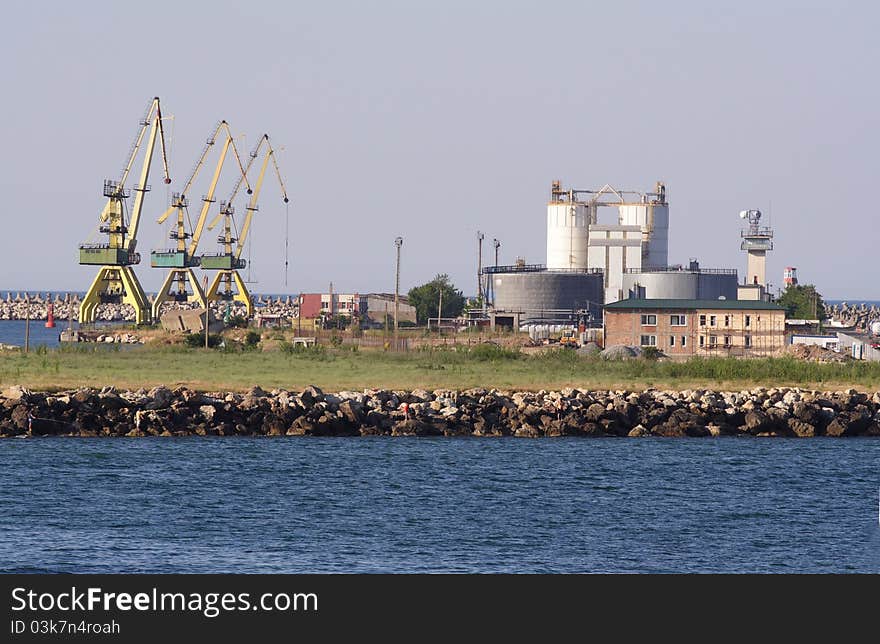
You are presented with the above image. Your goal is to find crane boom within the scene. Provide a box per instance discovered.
[158,120,223,225]
[118,98,171,193]
[127,108,163,253]
[207,135,266,231]
[100,98,171,225]
[206,135,289,257]
[187,136,232,255]
[228,135,264,205]
[235,137,289,259]
[189,126,250,256]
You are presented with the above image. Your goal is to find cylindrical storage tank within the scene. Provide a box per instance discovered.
[546,203,588,270]
[622,269,737,300]
[622,271,698,299]
[492,270,604,314]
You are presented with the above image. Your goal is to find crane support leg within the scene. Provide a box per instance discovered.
[151,269,207,321]
[205,270,253,318]
[79,266,151,325]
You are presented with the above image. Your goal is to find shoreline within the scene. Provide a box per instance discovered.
[3,384,879,438]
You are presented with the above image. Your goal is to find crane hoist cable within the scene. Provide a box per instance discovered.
[284,199,290,287]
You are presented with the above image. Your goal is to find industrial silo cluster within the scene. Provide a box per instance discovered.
[484,180,742,329]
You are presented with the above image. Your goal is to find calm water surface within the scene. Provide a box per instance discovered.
[1,437,878,573]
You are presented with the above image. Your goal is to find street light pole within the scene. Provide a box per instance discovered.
[477,231,484,304]
[437,286,443,335]
[203,275,209,349]
[487,238,501,309]
[24,293,30,353]
[394,236,403,349]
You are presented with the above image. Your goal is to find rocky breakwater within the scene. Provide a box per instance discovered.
[828,301,880,331]
[2,385,880,438]
[0,293,298,322]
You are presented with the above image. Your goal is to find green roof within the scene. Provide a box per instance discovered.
[604,298,783,311]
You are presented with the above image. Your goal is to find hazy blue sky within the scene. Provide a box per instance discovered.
[2,1,877,299]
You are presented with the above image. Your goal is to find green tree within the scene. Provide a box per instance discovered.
[407,274,465,324]
[776,284,825,319]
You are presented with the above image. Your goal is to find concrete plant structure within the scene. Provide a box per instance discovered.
[545,180,669,303]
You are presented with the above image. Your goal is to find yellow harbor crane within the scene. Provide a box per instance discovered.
[201,134,289,318]
[150,121,250,320]
[78,97,171,325]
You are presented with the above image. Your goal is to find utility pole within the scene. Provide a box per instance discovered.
[394,236,403,349]
[477,231,484,303]
[203,275,209,349]
[489,238,501,309]
[437,287,443,335]
[24,293,30,353]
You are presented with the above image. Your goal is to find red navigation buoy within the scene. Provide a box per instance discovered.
[45,302,55,328]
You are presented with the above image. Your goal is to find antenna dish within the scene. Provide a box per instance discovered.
[739,210,749,219]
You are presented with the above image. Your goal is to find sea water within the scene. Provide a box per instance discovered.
[1,437,878,573]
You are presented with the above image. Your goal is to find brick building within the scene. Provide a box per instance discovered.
[298,292,366,319]
[297,292,417,325]
[604,299,785,357]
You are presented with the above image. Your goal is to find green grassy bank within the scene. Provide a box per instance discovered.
[1,343,879,392]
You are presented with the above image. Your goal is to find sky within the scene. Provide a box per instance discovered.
[1,0,877,299]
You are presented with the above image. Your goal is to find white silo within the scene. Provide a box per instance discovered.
[618,182,669,268]
[546,200,588,270]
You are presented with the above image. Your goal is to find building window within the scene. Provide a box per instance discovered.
[745,315,751,328]
[699,314,706,326]
[669,336,675,347]
[723,335,731,347]
[640,335,656,347]
[709,315,717,327]
[640,314,657,326]
[745,335,752,348]
[724,315,730,327]
[681,336,687,347]
[699,336,705,347]
[670,314,686,326]
[709,335,717,347]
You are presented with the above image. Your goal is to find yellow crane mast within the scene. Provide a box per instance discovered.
[201,134,289,318]
[150,121,250,321]
[79,97,171,325]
